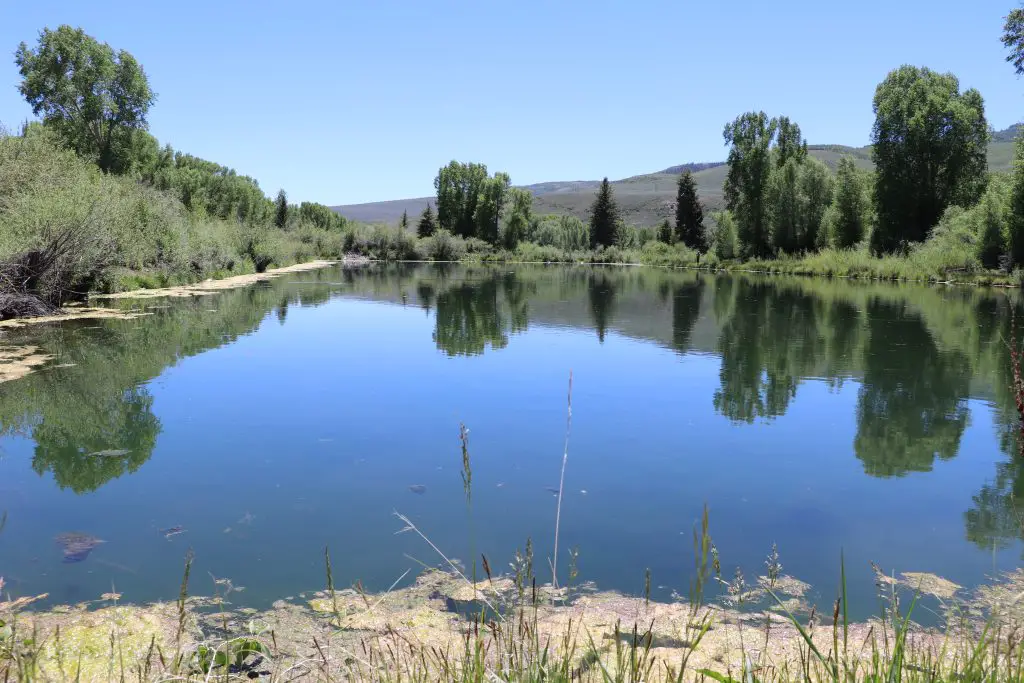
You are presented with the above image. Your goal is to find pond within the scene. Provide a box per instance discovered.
[0,263,1020,619]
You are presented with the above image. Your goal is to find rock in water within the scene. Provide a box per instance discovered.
[55,532,104,563]
[408,484,427,494]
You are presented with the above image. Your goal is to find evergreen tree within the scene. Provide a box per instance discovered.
[589,178,620,249]
[675,170,706,251]
[274,189,288,229]
[657,218,673,244]
[399,210,409,231]
[417,204,437,238]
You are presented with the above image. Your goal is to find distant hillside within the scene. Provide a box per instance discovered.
[332,126,1020,228]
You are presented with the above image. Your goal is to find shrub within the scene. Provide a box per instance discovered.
[423,230,466,261]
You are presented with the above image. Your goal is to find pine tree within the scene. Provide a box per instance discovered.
[589,178,620,249]
[417,204,437,238]
[675,171,706,251]
[274,189,288,229]
[400,210,409,231]
[657,218,673,244]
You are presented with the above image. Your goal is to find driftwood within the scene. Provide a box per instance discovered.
[0,224,101,320]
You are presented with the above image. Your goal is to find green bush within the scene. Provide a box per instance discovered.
[423,230,466,261]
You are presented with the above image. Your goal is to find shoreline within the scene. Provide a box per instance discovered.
[0,258,362,331]
[1,566,1014,681]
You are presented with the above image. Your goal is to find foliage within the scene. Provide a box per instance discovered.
[417,204,437,238]
[297,201,346,231]
[1010,135,1024,267]
[15,25,155,173]
[501,187,534,249]
[796,157,834,250]
[711,211,739,260]
[657,218,673,244]
[399,209,409,231]
[827,157,871,249]
[434,161,488,238]
[422,229,466,261]
[870,66,989,254]
[675,170,706,251]
[532,214,590,251]
[723,112,777,257]
[589,178,620,248]
[1003,7,1024,75]
[475,172,511,243]
[274,189,288,229]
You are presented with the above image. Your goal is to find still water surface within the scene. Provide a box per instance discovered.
[0,264,1020,618]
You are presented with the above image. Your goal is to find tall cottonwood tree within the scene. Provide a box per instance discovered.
[434,161,489,238]
[723,112,776,258]
[16,25,156,173]
[870,66,988,254]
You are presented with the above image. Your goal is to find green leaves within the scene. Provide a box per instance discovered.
[15,26,155,173]
[870,66,988,254]
[192,638,269,674]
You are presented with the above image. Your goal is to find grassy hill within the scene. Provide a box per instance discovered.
[333,127,1019,228]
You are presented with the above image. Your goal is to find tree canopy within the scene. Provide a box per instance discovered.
[870,66,988,254]
[16,25,156,173]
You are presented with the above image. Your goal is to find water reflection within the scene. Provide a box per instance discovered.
[854,298,971,477]
[0,269,340,493]
[3,264,1024,572]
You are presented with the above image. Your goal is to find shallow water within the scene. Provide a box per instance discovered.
[0,263,1020,618]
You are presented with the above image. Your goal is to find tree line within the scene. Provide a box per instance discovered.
[13,25,345,241]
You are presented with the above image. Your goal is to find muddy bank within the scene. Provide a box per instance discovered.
[3,567,1017,681]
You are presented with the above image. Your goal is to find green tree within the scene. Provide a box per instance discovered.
[769,158,801,253]
[275,189,289,229]
[657,218,673,244]
[711,211,738,260]
[675,170,706,251]
[723,112,776,258]
[434,161,489,238]
[417,204,437,238]
[870,66,989,254]
[796,157,834,250]
[829,157,869,248]
[589,178,620,249]
[1002,7,1024,75]
[475,172,511,244]
[1009,136,1024,266]
[15,25,156,174]
[502,188,534,249]
[978,186,1007,269]
[399,210,409,231]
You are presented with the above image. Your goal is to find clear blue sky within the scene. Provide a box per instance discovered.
[1,0,1021,205]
